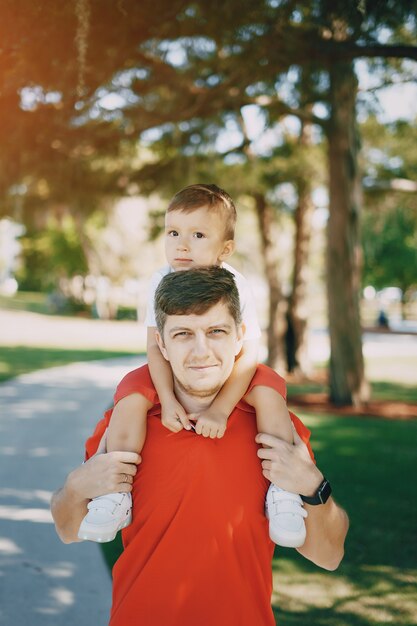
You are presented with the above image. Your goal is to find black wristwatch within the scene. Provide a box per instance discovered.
[301,478,332,505]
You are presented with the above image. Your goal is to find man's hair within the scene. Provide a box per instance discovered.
[154,266,242,335]
[167,183,237,240]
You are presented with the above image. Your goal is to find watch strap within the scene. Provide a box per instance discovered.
[301,478,332,505]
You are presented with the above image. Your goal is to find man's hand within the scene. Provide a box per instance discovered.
[256,427,323,496]
[161,397,192,433]
[51,429,141,544]
[189,408,228,439]
[68,449,141,501]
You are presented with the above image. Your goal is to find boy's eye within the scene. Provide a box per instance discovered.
[167,230,178,237]
[193,232,205,239]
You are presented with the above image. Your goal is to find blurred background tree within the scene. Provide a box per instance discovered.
[1,0,416,406]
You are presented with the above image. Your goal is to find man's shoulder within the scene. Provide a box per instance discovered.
[248,364,287,398]
[115,364,158,405]
[118,363,152,384]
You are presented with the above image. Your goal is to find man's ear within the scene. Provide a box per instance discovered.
[235,323,245,356]
[155,330,169,361]
[219,239,235,262]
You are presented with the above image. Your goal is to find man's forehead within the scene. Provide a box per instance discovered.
[164,302,235,331]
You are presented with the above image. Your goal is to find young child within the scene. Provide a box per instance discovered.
[78,184,307,547]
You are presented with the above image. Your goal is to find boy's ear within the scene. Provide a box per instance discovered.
[219,239,235,261]
[155,330,169,361]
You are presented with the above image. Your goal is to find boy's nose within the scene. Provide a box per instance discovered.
[176,236,189,251]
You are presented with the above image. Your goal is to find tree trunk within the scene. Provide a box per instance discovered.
[253,192,286,370]
[286,121,314,375]
[326,61,369,406]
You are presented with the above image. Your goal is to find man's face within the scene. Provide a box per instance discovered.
[155,301,243,398]
[164,207,234,271]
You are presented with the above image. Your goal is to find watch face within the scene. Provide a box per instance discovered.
[318,480,332,503]
[301,479,332,505]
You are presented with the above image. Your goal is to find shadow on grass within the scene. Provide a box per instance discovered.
[0,345,141,382]
[272,557,416,625]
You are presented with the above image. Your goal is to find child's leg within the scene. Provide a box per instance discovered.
[78,393,150,543]
[245,385,293,445]
[106,393,148,455]
[245,385,307,548]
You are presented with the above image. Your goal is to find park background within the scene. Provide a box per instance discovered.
[0,1,416,625]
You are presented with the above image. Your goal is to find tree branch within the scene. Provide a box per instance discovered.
[251,95,328,129]
[349,43,417,62]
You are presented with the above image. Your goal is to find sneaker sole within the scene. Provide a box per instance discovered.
[269,526,306,548]
[78,511,132,543]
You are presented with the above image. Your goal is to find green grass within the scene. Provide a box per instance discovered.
[0,291,50,314]
[0,291,137,319]
[0,346,140,383]
[271,411,417,625]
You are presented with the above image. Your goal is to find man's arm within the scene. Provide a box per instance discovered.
[297,496,349,571]
[51,443,140,544]
[256,429,349,571]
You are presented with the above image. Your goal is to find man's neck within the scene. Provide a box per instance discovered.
[173,386,217,414]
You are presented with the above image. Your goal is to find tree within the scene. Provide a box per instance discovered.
[2,0,417,404]
[361,116,417,308]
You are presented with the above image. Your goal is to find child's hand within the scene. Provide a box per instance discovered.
[161,398,192,433]
[189,408,228,439]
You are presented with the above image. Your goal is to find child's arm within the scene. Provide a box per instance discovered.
[147,327,192,432]
[191,339,258,438]
[245,384,293,445]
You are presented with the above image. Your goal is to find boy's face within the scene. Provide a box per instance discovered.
[164,206,235,271]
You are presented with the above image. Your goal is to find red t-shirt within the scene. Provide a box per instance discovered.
[85,364,314,626]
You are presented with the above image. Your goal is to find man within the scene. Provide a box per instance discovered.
[51,267,348,626]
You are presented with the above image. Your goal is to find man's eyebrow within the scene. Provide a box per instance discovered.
[207,323,233,331]
[168,322,233,335]
[168,326,192,334]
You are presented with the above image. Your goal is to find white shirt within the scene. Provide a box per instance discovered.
[144,262,261,340]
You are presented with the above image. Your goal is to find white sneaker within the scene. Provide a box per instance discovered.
[266,484,307,548]
[78,492,132,543]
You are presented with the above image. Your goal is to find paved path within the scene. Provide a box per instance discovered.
[0,356,141,626]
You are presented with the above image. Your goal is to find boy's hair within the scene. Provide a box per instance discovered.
[154,266,242,335]
[167,183,237,240]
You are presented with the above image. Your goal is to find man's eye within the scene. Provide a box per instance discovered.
[210,329,225,335]
[193,232,205,239]
[167,230,178,237]
[173,331,190,338]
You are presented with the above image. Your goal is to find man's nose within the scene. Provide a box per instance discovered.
[191,333,210,358]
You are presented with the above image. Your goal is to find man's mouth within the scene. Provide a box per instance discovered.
[175,258,193,262]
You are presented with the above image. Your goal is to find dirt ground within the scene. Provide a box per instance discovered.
[289,391,417,420]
